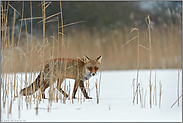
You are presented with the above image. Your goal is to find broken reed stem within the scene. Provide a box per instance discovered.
[146,14,152,108]
[171,95,182,108]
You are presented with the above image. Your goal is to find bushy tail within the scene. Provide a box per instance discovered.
[20,72,44,96]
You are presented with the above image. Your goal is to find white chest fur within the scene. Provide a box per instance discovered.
[84,70,92,80]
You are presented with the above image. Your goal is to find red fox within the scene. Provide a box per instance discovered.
[20,55,102,99]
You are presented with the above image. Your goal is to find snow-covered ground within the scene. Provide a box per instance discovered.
[1,69,182,122]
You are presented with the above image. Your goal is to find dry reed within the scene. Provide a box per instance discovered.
[126,14,174,108]
[95,79,99,104]
[146,14,152,108]
[159,81,162,108]
[171,94,182,108]
[153,71,157,106]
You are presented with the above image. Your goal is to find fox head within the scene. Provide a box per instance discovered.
[84,55,102,77]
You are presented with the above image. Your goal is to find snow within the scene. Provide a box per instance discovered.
[1,69,182,122]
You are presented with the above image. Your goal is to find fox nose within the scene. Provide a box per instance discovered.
[92,73,95,76]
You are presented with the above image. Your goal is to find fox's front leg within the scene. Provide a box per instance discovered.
[79,80,92,99]
[56,78,68,98]
[40,81,49,99]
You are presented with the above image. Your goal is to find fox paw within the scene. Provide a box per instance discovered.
[86,97,92,99]
[72,96,77,99]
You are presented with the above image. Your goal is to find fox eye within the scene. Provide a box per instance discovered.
[94,67,99,71]
[88,67,92,71]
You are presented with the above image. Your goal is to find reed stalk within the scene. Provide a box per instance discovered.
[159,81,162,108]
[146,14,152,108]
[29,1,33,108]
[132,79,135,105]
[154,71,157,105]
[17,1,24,46]
[36,99,38,115]
[18,96,20,119]
[95,80,99,104]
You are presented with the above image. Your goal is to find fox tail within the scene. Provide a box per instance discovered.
[19,72,44,96]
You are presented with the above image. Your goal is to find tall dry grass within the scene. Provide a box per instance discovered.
[2,23,181,73]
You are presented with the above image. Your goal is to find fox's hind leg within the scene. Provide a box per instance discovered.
[40,78,56,99]
[56,78,68,98]
[72,80,79,99]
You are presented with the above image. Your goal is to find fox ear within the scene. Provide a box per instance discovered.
[96,55,102,63]
[84,55,90,63]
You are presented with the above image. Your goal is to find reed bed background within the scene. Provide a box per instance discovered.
[1,1,182,74]
[2,23,182,73]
